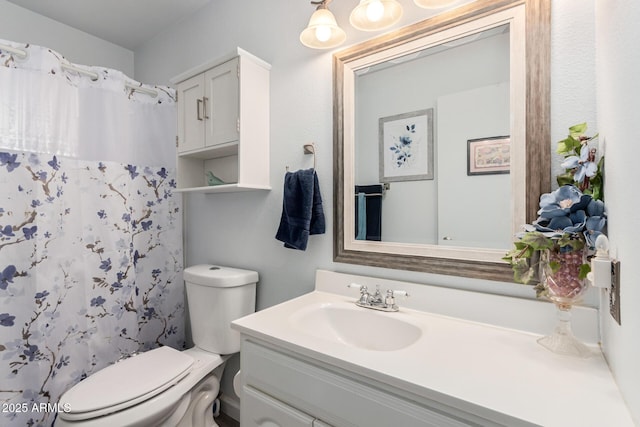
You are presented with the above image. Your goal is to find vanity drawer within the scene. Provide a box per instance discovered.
[241,339,491,427]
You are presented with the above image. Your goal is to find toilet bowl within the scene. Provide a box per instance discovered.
[56,265,258,427]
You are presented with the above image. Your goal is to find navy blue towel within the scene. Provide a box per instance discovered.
[276,169,325,250]
[354,184,382,241]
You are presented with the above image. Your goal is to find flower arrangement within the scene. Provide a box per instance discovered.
[503,123,606,296]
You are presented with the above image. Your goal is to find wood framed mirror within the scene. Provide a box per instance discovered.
[333,0,550,282]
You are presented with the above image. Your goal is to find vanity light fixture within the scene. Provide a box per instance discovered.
[300,0,347,49]
[350,0,403,31]
[300,0,404,49]
[413,0,458,9]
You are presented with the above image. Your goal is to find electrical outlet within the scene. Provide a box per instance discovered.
[609,260,621,325]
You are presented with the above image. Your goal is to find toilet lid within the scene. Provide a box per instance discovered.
[60,346,194,420]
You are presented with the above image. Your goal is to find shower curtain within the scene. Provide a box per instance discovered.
[0,40,184,427]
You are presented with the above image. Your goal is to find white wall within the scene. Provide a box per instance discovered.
[0,0,134,77]
[135,0,541,311]
[596,0,640,423]
[133,0,605,411]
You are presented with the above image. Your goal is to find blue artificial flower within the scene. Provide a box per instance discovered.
[587,198,605,217]
[561,143,598,185]
[538,185,591,218]
[531,184,607,241]
[141,220,152,231]
[584,215,607,248]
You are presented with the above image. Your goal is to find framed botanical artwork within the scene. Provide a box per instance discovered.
[379,109,434,183]
[467,136,511,176]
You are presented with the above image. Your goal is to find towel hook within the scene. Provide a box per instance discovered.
[304,143,316,170]
[286,143,317,172]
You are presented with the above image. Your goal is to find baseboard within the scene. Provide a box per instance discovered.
[220,393,240,422]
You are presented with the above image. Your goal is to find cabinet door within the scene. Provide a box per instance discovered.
[203,58,240,147]
[242,386,314,427]
[176,73,206,153]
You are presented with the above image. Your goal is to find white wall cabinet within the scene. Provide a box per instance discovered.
[240,338,497,427]
[172,48,270,193]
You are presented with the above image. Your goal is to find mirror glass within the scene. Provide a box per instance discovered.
[334,0,550,282]
[354,24,511,249]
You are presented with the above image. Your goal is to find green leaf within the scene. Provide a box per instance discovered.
[533,283,547,298]
[521,232,554,251]
[556,137,579,155]
[548,260,561,274]
[579,263,591,280]
[569,122,588,139]
[556,172,575,187]
[557,234,585,251]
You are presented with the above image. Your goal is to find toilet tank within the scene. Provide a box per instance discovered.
[184,265,258,355]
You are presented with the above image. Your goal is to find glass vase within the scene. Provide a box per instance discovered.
[537,245,592,358]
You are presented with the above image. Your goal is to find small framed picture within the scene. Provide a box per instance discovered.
[379,109,434,183]
[467,136,510,176]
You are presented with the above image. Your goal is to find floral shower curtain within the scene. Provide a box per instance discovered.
[0,40,184,427]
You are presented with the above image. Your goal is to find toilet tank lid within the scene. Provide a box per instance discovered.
[183,265,259,288]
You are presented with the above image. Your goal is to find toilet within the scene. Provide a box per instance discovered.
[56,265,258,427]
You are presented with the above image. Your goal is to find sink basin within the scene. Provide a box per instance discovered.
[289,303,422,351]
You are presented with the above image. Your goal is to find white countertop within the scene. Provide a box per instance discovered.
[232,270,634,427]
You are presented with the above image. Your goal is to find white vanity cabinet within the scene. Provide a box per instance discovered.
[240,338,495,427]
[232,271,635,427]
[171,48,270,193]
[242,386,317,427]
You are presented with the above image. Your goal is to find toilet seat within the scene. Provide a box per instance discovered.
[59,346,194,421]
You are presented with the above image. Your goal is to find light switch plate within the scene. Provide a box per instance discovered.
[609,260,621,325]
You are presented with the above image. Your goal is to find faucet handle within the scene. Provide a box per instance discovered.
[391,290,409,298]
[347,283,366,293]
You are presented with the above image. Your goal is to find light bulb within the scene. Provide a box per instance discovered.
[315,25,331,42]
[366,0,384,22]
[350,0,402,31]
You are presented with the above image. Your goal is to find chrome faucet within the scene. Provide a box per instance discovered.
[347,284,409,312]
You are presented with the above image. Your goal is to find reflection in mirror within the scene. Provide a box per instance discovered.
[334,0,550,282]
[354,24,511,248]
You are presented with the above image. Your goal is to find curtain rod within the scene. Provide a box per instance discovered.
[0,42,158,98]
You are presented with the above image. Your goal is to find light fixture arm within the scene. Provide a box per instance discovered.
[310,0,332,10]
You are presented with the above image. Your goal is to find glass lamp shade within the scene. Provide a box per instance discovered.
[300,8,346,49]
[413,0,458,9]
[349,0,403,31]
